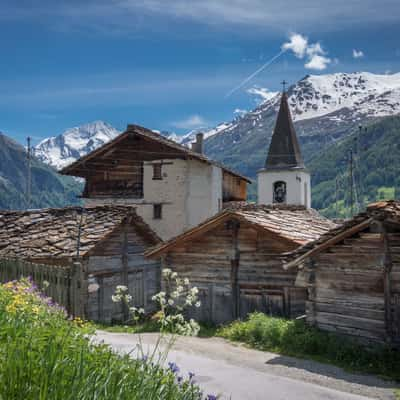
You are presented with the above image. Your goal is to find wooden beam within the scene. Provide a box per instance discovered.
[284,218,373,270]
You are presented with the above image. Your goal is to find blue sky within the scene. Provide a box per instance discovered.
[1,0,400,144]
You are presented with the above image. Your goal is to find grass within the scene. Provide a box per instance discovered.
[0,279,205,400]
[217,313,400,382]
[95,320,218,338]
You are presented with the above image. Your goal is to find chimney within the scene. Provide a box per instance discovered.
[191,132,204,154]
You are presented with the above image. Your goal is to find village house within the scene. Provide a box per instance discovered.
[285,200,400,347]
[0,206,161,323]
[145,204,335,324]
[145,90,336,324]
[61,125,250,240]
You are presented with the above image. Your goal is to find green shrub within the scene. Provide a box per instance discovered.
[218,312,400,381]
[0,279,204,400]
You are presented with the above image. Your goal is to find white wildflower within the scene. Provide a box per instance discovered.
[183,278,189,285]
[168,299,174,306]
[116,285,128,292]
[195,301,201,308]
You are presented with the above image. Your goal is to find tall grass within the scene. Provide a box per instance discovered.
[218,312,400,381]
[0,279,203,400]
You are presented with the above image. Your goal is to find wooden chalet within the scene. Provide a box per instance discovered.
[285,200,400,346]
[60,125,251,240]
[0,206,161,323]
[146,204,336,324]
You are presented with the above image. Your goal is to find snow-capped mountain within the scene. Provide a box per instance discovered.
[35,72,400,177]
[202,71,400,179]
[164,123,235,147]
[35,121,120,170]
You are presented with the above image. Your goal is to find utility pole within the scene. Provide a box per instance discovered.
[26,136,32,209]
[349,149,354,218]
[335,177,338,219]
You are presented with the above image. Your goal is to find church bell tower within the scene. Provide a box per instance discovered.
[257,84,311,208]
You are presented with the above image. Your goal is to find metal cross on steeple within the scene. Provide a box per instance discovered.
[281,80,287,93]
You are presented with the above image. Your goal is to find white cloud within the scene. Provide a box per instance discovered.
[172,115,208,129]
[282,34,308,58]
[247,87,278,103]
[305,54,331,70]
[282,33,332,70]
[2,1,399,35]
[352,49,364,58]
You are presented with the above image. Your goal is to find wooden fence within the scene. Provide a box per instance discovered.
[0,258,86,317]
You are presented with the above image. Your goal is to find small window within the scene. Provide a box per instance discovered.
[153,204,162,219]
[152,163,162,180]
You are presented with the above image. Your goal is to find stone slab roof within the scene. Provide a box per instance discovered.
[284,200,400,269]
[145,204,336,258]
[0,206,160,261]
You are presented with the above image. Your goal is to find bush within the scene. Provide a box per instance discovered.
[0,278,204,400]
[218,312,400,381]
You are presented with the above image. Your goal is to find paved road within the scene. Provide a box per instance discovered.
[96,331,397,400]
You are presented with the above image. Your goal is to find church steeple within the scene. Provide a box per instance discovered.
[265,91,304,170]
[257,84,311,208]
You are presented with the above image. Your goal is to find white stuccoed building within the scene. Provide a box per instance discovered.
[61,126,250,240]
[257,91,311,208]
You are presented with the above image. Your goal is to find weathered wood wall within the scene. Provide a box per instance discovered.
[222,172,247,202]
[0,258,85,317]
[163,219,306,325]
[86,223,160,323]
[388,232,400,345]
[305,230,394,344]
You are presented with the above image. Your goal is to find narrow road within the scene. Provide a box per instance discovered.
[96,331,397,400]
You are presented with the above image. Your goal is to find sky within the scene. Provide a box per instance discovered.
[1,0,400,144]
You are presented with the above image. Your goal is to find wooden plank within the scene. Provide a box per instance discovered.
[284,218,373,269]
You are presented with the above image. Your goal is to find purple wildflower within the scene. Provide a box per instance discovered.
[168,362,180,374]
[188,371,195,380]
[177,376,183,384]
[206,395,217,400]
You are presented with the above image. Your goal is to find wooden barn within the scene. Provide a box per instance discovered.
[0,206,161,323]
[285,200,400,346]
[146,204,335,325]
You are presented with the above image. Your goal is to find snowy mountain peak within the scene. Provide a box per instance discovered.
[287,71,400,121]
[35,121,120,170]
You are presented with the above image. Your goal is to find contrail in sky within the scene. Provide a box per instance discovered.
[225,49,286,98]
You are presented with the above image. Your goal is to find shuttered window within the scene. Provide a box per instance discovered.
[152,163,162,180]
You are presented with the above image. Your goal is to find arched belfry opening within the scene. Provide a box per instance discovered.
[257,83,311,208]
[273,181,287,203]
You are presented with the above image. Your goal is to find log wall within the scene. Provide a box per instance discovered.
[86,224,160,323]
[163,220,306,325]
[307,231,388,343]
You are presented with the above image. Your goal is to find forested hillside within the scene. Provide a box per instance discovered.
[310,115,400,217]
[0,133,81,210]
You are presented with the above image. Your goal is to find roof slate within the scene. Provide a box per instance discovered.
[265,92,305,170]
[145,204,336,258]
[0,206,160,261]
[284,200,400,268]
